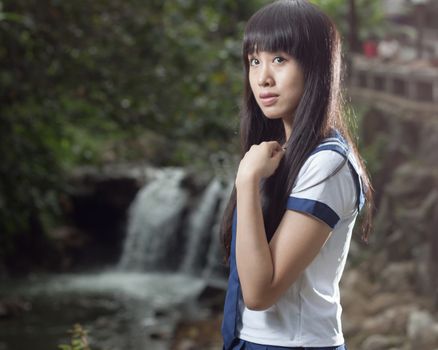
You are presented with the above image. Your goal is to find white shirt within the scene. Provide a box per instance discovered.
[236,142,362,347]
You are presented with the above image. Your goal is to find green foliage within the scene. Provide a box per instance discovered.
[0,0,257,264]
[310,0,384,43]
[58,324,91,350]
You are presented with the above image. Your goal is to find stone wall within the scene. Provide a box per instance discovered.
[341,88,438,349]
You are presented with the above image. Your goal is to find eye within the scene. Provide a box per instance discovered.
[273,56,286,64]
[249,57,259,66]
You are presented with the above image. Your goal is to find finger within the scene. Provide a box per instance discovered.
[267,140,282,147]
[270,145,285,158]
[265,141,282,153]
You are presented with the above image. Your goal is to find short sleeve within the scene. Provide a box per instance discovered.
[286,150,357,228]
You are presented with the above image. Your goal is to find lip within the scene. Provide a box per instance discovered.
[259,93,279,106]
[259,92,279,98]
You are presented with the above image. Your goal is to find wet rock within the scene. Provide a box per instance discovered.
[340,269,374,298]
[154,308,172,318]
[170,314,223,350]
[360,334,404,350]
[0,297,31,318]
[149,330,171,340]
[174,339,198,350]
[378,261,415,293]
[365,292,415,316]
[362,305,416,335]
[407,310,438,347]
[95,316,113,329]
[48,226,90,248]
[340,268,374,337]
[341,288,368,323]
[196,281,226,312]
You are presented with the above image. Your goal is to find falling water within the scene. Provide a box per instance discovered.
[204,179,235,279]
[180,178,223,273]
[117,167,189,271]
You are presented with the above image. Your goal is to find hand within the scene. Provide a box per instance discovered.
[236,141,285,185]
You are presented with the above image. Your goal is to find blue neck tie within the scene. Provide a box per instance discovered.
[221,208,241,350]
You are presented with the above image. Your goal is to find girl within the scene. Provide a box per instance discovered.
[220,1,374,350]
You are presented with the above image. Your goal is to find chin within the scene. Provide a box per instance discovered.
[262,111,284,120]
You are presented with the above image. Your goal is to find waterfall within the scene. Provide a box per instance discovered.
[117,168,189,271]
[180,178,223,273]
[117,158,236,277]
[203,179,235,279]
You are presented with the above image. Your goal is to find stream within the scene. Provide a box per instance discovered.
[0,271,205,350]
[0,167,233,350]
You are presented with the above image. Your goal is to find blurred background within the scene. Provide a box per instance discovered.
[0,0,437,349]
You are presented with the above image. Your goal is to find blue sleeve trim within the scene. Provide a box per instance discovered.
[310,144,348,157]
[286,197,340,229]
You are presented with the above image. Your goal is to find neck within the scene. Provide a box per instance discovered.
[283,120,292,145]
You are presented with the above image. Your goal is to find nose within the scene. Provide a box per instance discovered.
[258,64,274,87]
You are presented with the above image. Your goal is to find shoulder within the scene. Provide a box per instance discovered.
[300,150,346,176]
[295,134,349,191]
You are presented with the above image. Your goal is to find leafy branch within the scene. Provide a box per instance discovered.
[58,323,91,350]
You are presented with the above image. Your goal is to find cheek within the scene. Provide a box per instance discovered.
[282,65,304,90]
[284,75,304,96]
[248,74,258,93]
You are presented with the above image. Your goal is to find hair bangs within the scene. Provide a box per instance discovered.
[243,2,300,59]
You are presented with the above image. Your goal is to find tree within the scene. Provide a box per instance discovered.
[347,0,360,52]
[0,0,260,270]
[310,0,384,50]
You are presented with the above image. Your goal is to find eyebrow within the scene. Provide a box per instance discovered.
[247,51,289,59]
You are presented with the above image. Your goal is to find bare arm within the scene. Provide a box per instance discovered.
[235,143,332,311]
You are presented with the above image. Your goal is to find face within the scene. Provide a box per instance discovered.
[248,51,304,124]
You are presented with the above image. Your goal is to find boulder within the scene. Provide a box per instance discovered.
[196,281,227,313]
[360,334,405,350]
[378,262,415,293]
[407,310,438,348]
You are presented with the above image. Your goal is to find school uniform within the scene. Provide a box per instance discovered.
[221,129,366,350]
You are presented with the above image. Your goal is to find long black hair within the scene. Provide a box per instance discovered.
[221,0,374,261]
